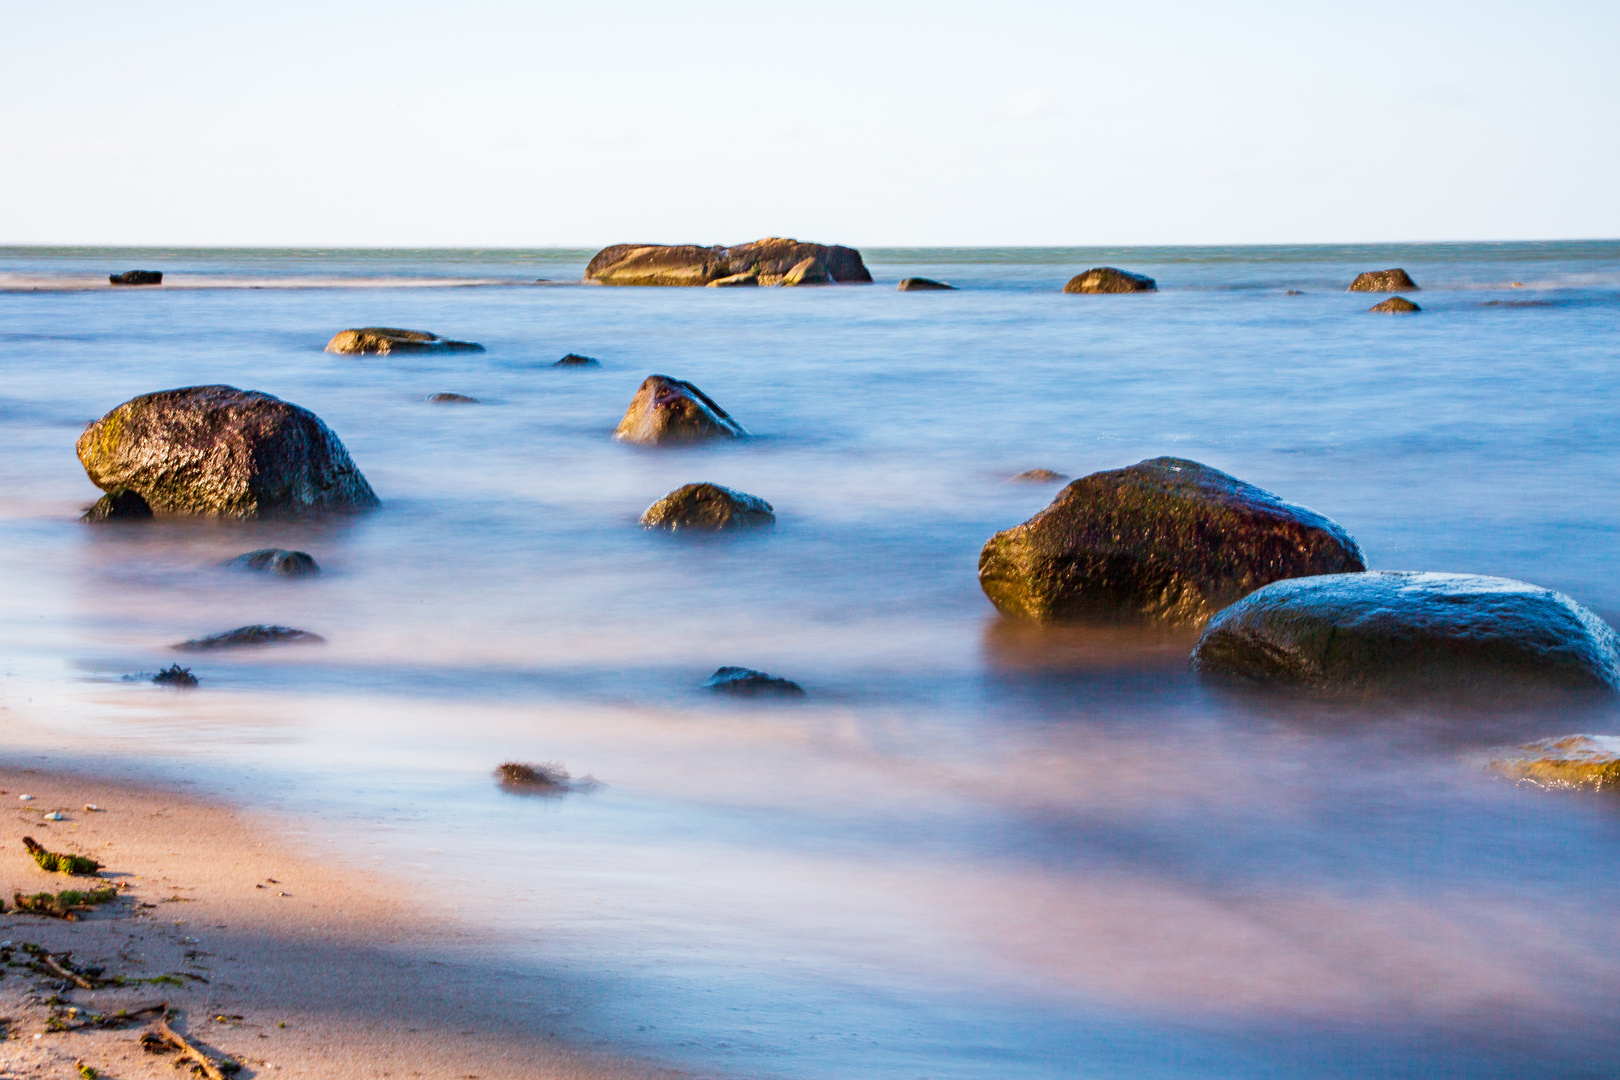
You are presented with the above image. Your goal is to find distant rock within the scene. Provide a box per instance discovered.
[1009,468,1068,483]
[1286,289,1305,296]
[1192,572,1620,695]
[109,270,162,286]
[614,376,747,445]
[325,328,484,354]
[77,385,379,519]
[1368,296,1421,314]
[152,664,198,687]
[1063,267,1157,294]
[585,238,873,287]
[1347,268,1419,292]
[81,488,152,522]
[428,392,479,404]
[779,257,833,286]
[555,353,602,367]
[898,278,956,291]
[704,666,806,697]
[978,457,1364,625]
[175,625,325,651]
[641,483,774,530]
[1489,735,1620,791]
[229,549,320,576]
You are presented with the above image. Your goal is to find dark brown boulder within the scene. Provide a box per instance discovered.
[82,488,152,522]
[229,549,320,576]
[109,270,162,286]
[641,483,774,530]
[585,238,872,286]
[1063,267,1157,294]
[613,376,747,446]
[1368,297,1421,314]
[325,328,484,354]
[978,457,1364,625]
[1347,269,1419,292]
[428,393,479,404]
[898,278,956,291]
[77,385,379,519]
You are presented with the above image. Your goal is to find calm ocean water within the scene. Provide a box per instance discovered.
[3,242,1620,1078]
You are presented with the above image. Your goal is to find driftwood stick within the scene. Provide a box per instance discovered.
[38,953,93,990]
[156,1014,230,1080]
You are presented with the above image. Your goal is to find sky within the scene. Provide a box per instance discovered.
[2,1,1616,247]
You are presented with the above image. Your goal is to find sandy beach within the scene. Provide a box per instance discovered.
[0,764,686,1080]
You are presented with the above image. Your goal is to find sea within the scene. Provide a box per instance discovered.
[2,241,1619,1079]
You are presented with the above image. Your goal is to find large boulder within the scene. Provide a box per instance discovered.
[1368,297,1421,314]
[1489,735,1620,791]
[109,270,162,286]
[77,385,380,519]
[1063,267,1157,294]
[1348,268,1419,292]
[614,376,747,445]
[641,483,774,530]
[1192,572,1620,694]
[585,238,872,287]
[325,328,484,354]
[978,457,1364,625]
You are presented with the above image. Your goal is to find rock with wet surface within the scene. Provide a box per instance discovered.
[325,328,484,355]
[109,270,162,286]
[585,238,872,287]
[1009,469,1068,483]
[77,385,379,519]
[176,625,325,651]
[1063,267,1157,294]
[554,354,601,367]
[1191,572,1620,694]
[641,483,774,530]
[614,376,747,445]
[704,666,806,697]
[1348,268,1419,292]
[1489,735,1620,791]
[778,257,833,286]
[898,277,956,291]
[428,393,479,404]
[82,488,152,522]
[978,457,1364,625]
[229,549,320,576]
[1368,297,1421,314]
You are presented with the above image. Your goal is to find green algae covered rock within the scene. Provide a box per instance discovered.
[1192,572,1620,694]
[641,483,774,531]
[1489,735,1620,791]
[76,385,379,519]
[978,457,1364,625]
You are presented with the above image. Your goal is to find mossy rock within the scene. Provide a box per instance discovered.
[325,328,484,354]
[614,376,747,445]
[1348,268,1419,292]
[1063,267,1157,294]
[76,385,379,519]
[978,457,1364,625]
[1192,572,1620,694]
[585,238,872,286]
[1369,296,1421,313]
[641,483,774,530]
[1489,735,1620,791]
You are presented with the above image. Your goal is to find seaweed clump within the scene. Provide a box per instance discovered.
[496,761,570,794]
[23,836,102,876]
[153,664,198,687]
[12,887,119,920]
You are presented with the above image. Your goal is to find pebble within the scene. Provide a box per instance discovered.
[18,794,32,801]
[84,804,101,811]
[42,811,64,821]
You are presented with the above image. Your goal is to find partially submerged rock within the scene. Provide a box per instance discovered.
[641,483,774,530]
[325,328,484,354]
[1009,468,1068,483]
[555,353,601,367]
[1348,268,1419,292]
[229,548,320,576]
[778,257,833,286]
[1191,572,1620,695]
[614,376,747,445]
[82,488,152,522]
[1063,267,1157,294]
[109,270,162,286]
[1369,296,1421,314]
[152,664,199,687]
[978,457,1364,625]
[585,238,873,287]
[77,385,379,519]
[704,666,806,697]
[1489,735,1620,791]
[496,761,568,793]
[898,277,956,291]
[428,392,479,404]
[175,625,325,651]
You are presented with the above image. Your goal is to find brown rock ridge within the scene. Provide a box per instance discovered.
[584,238,872,287]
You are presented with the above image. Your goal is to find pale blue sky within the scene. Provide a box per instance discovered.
[3,1,1616,246]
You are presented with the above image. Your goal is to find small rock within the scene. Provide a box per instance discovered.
[1286,289,1305,295]
[428,393,479,404]
[704,666,806,697]
[175,625,325,651]
[1009,469,1068,483]
[324,328,484,355]
[42,812,64,821]
[152,664,199,687]
[779,257,833,286]
[554,354,601,367]
[81,488,152,522]
[1489,735,1620,791]
[1063,267,1157,294]
[109,270,162,286]
[1347,268,1419,292]
[84,805,102,812]
[614,376,747,445]
[18,795,32,801]
[229,549,320,576]
[1368,296,1421,314]
[898,278,956,291]
[641,483,774,530]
